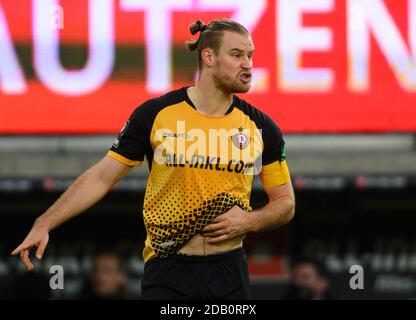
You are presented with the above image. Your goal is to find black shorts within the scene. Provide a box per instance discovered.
[141,247,251,300]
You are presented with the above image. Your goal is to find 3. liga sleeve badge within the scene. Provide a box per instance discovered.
[112,119,130,148]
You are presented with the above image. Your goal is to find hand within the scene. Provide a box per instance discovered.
[11,219,50,271]
[201,205,254,244]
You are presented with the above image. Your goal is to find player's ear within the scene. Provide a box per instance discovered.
[201,47,215,68]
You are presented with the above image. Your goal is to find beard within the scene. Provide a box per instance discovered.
[213,64,251,94]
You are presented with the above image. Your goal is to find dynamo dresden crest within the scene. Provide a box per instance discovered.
[231,127,250,150]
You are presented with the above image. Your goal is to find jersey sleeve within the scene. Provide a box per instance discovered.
[107,102,153,166]
[259,114,291,189]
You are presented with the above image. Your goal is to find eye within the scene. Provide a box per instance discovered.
[233,53,242,58]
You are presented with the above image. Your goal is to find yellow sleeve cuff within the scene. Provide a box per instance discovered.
[259,160,291,189]
[106,150,143,167]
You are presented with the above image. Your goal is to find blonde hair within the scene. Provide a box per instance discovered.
[185,18,249,70]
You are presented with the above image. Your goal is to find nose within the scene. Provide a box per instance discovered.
[241,56,252,69]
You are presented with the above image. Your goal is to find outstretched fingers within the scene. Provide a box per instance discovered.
[11,241,32,256]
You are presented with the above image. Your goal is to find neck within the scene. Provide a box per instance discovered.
[188,74,233,116]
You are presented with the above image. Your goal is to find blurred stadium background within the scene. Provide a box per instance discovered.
[1,0,416,299]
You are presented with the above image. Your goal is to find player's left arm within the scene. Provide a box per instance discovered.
[248,179,295,232]
[249,113,296,232]
[201,172,295,243]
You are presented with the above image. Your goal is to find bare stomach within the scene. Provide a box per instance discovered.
[177,234,245,255]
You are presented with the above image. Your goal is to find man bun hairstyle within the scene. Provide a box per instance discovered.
[190,20,207,36]
[186,20,208,51]
[185,18,249,70]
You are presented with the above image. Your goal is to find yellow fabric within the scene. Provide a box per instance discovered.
[109,100,290,262]
[142,102,258,261]
[259,160,291,189]
[106,150,143,167]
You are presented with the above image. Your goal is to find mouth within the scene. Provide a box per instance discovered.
[239,72,252,84]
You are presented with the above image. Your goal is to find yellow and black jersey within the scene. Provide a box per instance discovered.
[107,87,290,262]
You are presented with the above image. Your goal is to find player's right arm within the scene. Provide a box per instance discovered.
[11,155,132,271]
[12,98,157,271]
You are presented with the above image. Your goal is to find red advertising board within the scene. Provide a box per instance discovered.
[0,0,415,133]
